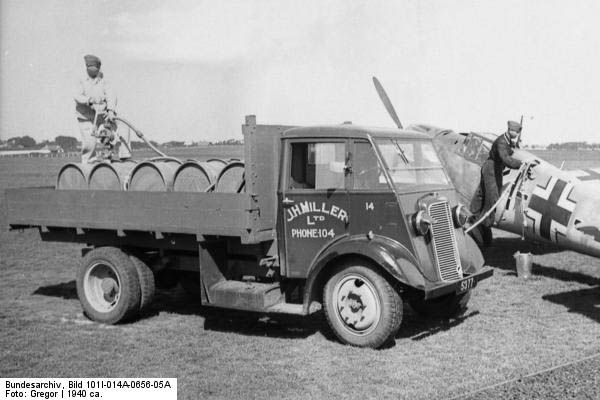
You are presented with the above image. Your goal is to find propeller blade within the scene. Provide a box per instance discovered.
[372,76,403,129]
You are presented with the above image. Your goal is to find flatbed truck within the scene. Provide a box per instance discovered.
[4,115,492,348]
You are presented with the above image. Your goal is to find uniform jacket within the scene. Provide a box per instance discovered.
[488,132,522,169]
[74,73,117,121]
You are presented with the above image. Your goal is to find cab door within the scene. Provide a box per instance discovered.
[280,139,349,278]
[347,139,406,242]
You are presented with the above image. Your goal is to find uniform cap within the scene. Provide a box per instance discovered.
[507,120,522,133]
[84,54,101,69]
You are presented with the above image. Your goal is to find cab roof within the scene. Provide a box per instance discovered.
[282,124,431,140]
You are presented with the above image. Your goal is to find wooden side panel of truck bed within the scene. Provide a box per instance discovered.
[4,187,271,242]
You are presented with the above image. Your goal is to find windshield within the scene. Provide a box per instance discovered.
[375,138,450,189]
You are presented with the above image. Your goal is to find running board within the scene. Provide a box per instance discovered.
[266,303,305,315]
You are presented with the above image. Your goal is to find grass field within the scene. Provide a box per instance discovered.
[1,149,599,399]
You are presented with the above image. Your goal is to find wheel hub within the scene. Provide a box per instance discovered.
[335,276,381,334]
[346,292,365,313]
[84,262,121,311]
[101,278,118,302]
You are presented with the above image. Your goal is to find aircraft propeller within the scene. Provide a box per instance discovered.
[372,76,403,130]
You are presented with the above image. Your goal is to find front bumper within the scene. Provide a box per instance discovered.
[423,267,493,300]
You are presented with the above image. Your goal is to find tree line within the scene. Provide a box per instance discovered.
[1,136,244,151]
[5,135,597,152]
[1,136,79,151]
[546,142,600,151]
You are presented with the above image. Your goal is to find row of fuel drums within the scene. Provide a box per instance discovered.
[56,157,245,193]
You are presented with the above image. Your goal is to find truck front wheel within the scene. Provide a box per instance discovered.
[409,291,471,318]
[77,247,141,324]
[323,262,403,348]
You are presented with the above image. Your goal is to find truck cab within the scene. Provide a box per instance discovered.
[5,116,492,348]
[272,123,491,345]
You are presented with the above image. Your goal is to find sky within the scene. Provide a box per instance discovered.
[2,0,600,145]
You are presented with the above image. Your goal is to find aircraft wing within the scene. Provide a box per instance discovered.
[565,168,600,182]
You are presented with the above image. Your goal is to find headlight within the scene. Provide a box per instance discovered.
[452,204,470,228]
[411,210,433,236]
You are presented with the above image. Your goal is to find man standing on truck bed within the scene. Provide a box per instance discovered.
[73,54,118,163]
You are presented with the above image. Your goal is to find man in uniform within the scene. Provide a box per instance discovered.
[74,54,119,163]
[475,120,523,227]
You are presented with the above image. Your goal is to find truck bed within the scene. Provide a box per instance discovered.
[4,187,273,243]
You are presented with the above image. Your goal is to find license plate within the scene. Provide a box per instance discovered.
[457,277,475,294]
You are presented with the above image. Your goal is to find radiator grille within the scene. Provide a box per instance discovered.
[428,201,463,281]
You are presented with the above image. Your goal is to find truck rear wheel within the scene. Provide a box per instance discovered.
[77,247,141,324]
[323,261,402,348]
[130,255,155,313]
[409,291,471,318]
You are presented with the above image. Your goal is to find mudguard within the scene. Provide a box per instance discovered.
[302,234,425,313]
[457,230,486,274]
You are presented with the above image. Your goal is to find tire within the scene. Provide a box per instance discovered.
[76,247,141,324]
[178,271,201,298]
[409,291,471,318]
[323,261,403,348]
[130,255,155,313]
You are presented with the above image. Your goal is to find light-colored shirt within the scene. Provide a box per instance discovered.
[74,73,117,121]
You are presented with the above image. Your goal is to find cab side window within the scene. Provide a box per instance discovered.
[353,141,386,190]
[289,142,345,190]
